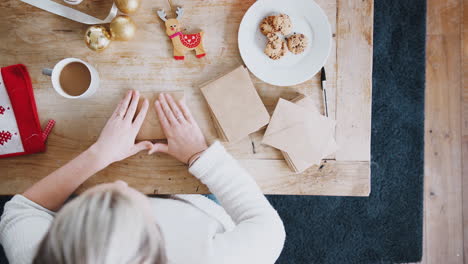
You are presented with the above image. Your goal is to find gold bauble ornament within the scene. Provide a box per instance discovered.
[110,15,137,41]
[115,0,141,14]
[84,25,111,51]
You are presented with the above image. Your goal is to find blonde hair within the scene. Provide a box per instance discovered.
[33,188,165,264]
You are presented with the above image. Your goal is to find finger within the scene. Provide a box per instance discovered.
[165,93,185,123]
[131,141,153,156]
[112,91,132,119]
[177,98,195,123]
[124,90,140,122]
[158,93,178,125]
[155,101,171,134]
[148,143,169,155]
[133,99,148,129]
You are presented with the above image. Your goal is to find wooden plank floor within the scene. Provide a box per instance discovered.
[423,0,466,263]
[462,0,468,262]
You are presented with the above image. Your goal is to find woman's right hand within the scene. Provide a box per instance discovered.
[149,93,208,164]
[91,90,152,168]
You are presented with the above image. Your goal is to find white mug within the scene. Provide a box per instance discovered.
[42,58,99,99]
[63,0,83,5]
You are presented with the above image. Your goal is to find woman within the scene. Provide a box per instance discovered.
[0,91,285,264]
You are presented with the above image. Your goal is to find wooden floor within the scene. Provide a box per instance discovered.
[423,0,467,263]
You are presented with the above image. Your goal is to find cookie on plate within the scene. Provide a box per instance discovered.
[273,14,292,35]
[260,16,276,35]
[287,33,308,54]
[266,33,282,49]
[264,40,288,60]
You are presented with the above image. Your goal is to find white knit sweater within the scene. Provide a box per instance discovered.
[0,142,285,264]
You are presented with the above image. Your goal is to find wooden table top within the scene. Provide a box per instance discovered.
[0,0,373,196]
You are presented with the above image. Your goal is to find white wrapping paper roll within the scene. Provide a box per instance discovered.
[19,0,118,25]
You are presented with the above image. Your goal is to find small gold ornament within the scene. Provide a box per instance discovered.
[110,15,137,41]
[115,0,141,14]
[84,25,111,51]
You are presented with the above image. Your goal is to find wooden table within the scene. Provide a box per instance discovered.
[0,0,373,196]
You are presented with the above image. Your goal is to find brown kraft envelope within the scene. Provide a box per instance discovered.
[262,98,337,173]
[200,66,270,142]
[287,95,338,171]
[136,91,185,141]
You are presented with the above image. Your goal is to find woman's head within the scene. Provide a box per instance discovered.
[33,181,165,264]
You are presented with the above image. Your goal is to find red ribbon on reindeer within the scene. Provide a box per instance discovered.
[157,7,206,60]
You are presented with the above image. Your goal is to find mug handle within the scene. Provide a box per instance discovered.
[42,68,53,76]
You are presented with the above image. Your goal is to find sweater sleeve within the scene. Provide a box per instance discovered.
[189,141,286,264]
[0,195,55,264]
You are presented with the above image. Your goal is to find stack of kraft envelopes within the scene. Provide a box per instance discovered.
[262,95,337,173]
[200,66,270,142]
[200,64,337,173]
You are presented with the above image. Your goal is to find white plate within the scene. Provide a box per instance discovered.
[238,0,332,86]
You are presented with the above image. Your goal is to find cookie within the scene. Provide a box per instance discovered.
[264,40,288,60]
[266,33,282,49]
[260,16,276,35]
[273,14,292,35]
[287,33,308,54]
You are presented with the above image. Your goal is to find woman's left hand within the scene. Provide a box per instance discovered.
[90,90,153,167]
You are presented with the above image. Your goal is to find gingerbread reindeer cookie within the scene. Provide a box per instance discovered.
[157,7,206,60]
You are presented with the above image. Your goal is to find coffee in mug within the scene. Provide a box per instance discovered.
[43,58,99,99]
[59,62,91,96]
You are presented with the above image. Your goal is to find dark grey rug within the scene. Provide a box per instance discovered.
[0,0,425,263]
[266,0,426,263]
